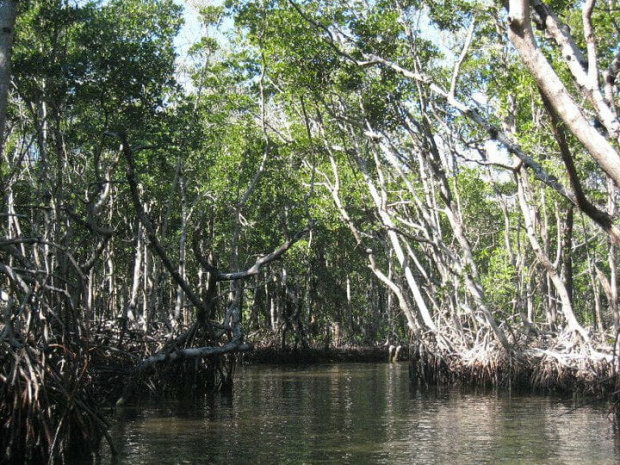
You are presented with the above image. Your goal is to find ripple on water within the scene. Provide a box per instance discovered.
[101,363,619,464]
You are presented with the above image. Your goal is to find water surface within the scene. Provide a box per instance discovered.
[103,363,620,464]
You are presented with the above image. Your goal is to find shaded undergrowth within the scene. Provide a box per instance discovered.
[0,340,111,464]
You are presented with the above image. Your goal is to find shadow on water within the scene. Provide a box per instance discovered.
[99,363,620,464]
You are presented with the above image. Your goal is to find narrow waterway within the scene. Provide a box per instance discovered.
[102,363,620,464]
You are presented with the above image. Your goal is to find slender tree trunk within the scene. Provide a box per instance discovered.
[0,0,17,155]
[517,168,588,339]
[607,178,619,333]
[321,147,423,332]
[357,147,437,331]
[560,207,574,305]
[174,175,189,323]
[585,245,604,332]
[126,220,143,325]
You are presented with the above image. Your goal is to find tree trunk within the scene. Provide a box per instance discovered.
[516,168,588,339]
[560,207,574,305]
[126,220,143,325]
[507,0,620,187]
[0,0,17,155]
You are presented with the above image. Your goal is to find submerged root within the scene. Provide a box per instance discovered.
[0,342,112,463]
[107,322,242,405]
[408,330,619,397]
[121,353,239,401]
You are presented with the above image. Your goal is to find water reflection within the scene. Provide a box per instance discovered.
[102,363,620,464]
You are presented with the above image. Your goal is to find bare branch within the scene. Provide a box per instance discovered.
[508,0,620,184]
[450,18,477,98]
[582,0,599,85]
[216,226,311,281]
[527,0,620,142]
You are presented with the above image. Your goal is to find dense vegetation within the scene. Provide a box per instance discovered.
[1,0,619,461]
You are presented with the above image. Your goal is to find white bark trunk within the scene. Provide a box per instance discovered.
[516,168,588,340]
[507,0,620,187]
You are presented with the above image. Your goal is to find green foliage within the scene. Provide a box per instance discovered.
[13,0,183,135]
[481,247,517,304]
[4,0,617,354]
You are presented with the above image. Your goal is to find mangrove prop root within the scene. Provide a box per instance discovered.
[0,343,114,463]
[408,330,618,396]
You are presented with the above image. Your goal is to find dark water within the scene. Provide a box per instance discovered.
[102,363,620,464]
